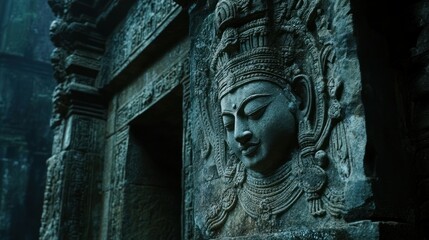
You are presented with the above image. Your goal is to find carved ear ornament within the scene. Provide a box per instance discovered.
[291,42,346,217]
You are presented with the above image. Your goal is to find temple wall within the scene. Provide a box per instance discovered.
[40,0,427,239]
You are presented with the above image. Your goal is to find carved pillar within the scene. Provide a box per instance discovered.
[40,1,106,239]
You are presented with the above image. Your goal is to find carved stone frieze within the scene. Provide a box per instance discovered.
[115,56,189,128]
[98,0,180,83]
[51,83,68,128]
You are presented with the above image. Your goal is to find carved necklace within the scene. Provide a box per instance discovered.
[238,161,303,222]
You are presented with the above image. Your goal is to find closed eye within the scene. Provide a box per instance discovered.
[246,104,269,120]
[241,94,273,120]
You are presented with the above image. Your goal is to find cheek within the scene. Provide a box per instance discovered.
[276,113,296,145]
[258,110,296,144]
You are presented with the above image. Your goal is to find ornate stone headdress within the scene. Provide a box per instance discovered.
[211,0,288,99]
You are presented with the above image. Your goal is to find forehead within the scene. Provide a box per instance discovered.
[220,82,282,110]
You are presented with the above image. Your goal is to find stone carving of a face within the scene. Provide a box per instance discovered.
[220,81,297,175]
[203,0,350,235]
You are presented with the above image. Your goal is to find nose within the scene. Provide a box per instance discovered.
[235,129,253,144]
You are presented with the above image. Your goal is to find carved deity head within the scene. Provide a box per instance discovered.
[212,0,299,175]
[205,0,348,235]
[220,81,297,174]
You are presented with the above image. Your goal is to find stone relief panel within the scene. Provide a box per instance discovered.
[190,0,366,238]
[115,55,189,129]
[98,0,180,85]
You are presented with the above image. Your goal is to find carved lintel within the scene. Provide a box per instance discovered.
[115,55,189,129]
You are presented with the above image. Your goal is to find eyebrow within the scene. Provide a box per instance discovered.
[236,93,273,111]
[221,93,273,116]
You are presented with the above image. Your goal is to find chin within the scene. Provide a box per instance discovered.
[242,158,260,170]
[243,158,271,174]
[243,157,287,176]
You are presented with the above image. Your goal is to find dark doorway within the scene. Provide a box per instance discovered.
[125,86,182,239]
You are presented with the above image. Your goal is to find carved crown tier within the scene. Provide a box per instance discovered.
[211,0,288,99]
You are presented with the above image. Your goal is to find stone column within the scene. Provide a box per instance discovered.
[39,1,107,239]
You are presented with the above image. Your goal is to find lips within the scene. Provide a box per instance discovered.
[240,142,260,157]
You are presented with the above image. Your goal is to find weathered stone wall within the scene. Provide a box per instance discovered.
[0,0,54,239]
[41,0,189,239]
[40,0,427,239]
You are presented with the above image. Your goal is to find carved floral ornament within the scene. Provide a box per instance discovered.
[199,0,353,236]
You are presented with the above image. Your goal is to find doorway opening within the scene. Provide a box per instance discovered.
[126,86,182,239]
